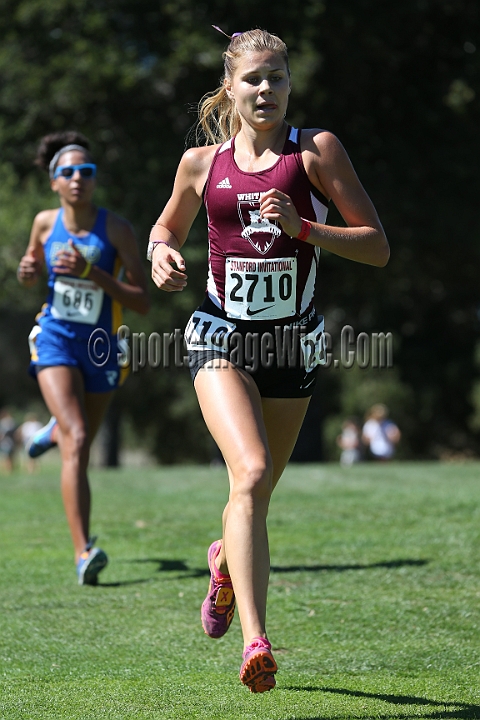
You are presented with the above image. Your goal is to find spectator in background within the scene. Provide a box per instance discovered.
[337,417,363,466]
[362,403,401,461]
[0,409,17,474]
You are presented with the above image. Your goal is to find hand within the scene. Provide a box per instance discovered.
[151,243,187,292]
[53,240,90,277]
[17,253,42,284]
[260,188,303,239]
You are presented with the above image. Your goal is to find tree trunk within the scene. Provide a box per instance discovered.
[100,397,121,467]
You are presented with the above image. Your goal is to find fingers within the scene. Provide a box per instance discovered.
[260,187,292,218]
[18,256,39,280]
[151,246,188,292]
[17,254,42,284]
[52,251,76,273]
[167,248,186,272]
[152,274,187,292]
[20,256,37,271]
[260,188,302,238]
[260,187,288,202]
[151,266,188,291]
[52,241,91,276]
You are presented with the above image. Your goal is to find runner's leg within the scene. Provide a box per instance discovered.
[195,361,311,647]
[195,361,271,645]
[84,391,114,443]
[36,367,112,562]
[261,396,311,488]
[215,395,310,576]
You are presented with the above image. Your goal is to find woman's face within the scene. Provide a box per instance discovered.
[50,150,96,205]
[225,51,291,130]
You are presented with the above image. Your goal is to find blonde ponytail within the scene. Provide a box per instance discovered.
[197,86,241,145]
[196,29,289,146]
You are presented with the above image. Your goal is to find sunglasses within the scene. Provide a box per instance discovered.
[54,163,97,179]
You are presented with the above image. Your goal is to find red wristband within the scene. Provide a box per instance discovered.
[296,218,312,242]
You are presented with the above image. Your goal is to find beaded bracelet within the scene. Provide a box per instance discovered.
[296,219,312,242]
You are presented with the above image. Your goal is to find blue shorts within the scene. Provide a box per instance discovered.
[28,324,123,393]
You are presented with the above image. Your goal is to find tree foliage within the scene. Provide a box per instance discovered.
[0,0,479,460]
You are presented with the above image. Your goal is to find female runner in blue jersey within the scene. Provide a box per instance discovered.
[149,29,389,691]
[17,131,150,585]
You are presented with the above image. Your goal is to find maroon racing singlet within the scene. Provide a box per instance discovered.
[203,126,329,323]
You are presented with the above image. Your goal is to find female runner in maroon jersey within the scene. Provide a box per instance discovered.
[149,28,389,692]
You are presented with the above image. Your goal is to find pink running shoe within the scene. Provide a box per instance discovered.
[240,637,278,693]
[201,540,236,638]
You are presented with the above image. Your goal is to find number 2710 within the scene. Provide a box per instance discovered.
[229,273,293,303]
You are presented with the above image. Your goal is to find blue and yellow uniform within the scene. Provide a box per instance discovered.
[29,208,125,392]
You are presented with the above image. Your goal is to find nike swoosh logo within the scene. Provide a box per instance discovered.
[246,305,274,317]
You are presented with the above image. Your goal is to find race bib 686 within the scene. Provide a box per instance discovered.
[51,277,103,325]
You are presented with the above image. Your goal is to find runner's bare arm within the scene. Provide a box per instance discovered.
[94,214,150,314]
[17,210,52,287]
[150,146,216,292]
[260,130,389,267]
[53,214,150,315]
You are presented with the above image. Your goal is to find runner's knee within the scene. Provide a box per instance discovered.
[231,457,273,501]
[60,423,89,458]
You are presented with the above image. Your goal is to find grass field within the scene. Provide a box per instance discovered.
[1,460,479,719]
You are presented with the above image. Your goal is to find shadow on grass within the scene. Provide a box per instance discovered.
[97,558,209,587]
[270,558,429,573]
[282,686,480,719]
[126,557,210,578]
[97,557,428,587]
[98,578,154,587]
[123,558,192,572]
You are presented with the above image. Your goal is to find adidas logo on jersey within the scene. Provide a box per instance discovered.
[216,177,232,189]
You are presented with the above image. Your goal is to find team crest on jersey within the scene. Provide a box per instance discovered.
[50,241,101,265]
[237,198,281,255]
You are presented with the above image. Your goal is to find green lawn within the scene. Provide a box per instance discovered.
[1,461,479,719]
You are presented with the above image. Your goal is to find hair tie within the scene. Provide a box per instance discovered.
[212,25,243,40]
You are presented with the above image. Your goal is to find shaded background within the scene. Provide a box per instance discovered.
[0,0,479,463]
